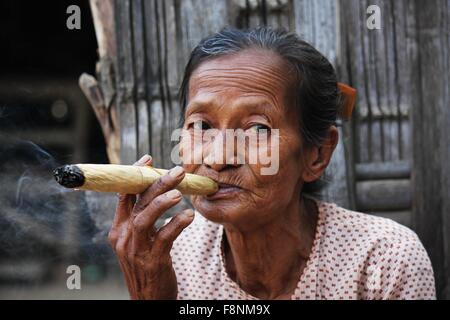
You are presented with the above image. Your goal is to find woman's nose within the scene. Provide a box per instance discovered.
[204,157,240,172]
[203,130,242,172]
[204,161,236,172]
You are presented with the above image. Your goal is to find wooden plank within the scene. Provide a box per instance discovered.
[231,0,292,30]
[400,118,411,161]
[136,100,150,157]
[294,0,338,63]
[370,0,388,117]
[383,0,403,162]
[370,119,383,162]
[355,161,410,180]
[357,121,369,163]
[411,0,450,299]
[356,179,411,211]
[162,0,179,88]
[442,0,450,299]
[177,0,229,68]
[439,0,449,298]
[155,0,171,167]
[391,0,410,172]
[341,0,369,119]
[340,0,412,163]
[90,0,116,59]
[131,0,150,158]
[114,0,137,165]
[363,0,381,119]
[392,0,406,117]
[150,99,164,168]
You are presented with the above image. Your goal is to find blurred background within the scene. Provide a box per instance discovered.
[0,0,127,299]
[0,0,449,299]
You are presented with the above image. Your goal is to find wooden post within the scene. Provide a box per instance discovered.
[411,0,450,299]
[79,0,120,164]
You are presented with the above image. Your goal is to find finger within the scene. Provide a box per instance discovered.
[111,193,137,229]
[133,166,185,213]
[114,218,133,258]
[131,189,183,251]
[133,154,153,166]
[153,209,195,254]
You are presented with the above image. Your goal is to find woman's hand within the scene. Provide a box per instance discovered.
[108,154,195,299]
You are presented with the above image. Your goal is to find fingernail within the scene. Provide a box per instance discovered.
[137,154,151,164]
[169,166,184,178]
[167,189,182,199]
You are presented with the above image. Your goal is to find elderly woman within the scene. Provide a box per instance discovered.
[108,28,436,300]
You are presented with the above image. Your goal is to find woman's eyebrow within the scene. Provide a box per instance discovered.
[233,98,276,114]
[185,96,216,117]
[231,97,277,125]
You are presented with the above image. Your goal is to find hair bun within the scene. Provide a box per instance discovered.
[337,83,357,120]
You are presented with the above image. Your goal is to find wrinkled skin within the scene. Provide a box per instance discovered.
[108,155,194,299]
[109,48,338,299]
[184,49,308,229]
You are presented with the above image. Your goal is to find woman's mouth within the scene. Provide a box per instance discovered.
[206,183,242,200]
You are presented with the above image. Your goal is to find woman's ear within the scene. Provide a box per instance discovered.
[302,126,339,182]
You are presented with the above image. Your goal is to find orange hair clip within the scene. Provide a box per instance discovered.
[337,83,357,120]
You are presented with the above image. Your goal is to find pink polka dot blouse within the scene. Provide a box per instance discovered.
[169,199,436,300]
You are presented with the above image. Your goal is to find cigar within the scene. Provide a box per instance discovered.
[53,164,218,195]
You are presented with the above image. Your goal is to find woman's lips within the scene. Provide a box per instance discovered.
[206,183,242,200]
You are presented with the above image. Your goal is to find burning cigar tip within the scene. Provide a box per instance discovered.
[53,164,85,188]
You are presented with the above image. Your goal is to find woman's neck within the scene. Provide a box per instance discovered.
[223,196,318,299]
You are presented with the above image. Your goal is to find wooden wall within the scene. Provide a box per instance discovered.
[340,0,416,226]
[410,0,450,300]
[340,0,450,298]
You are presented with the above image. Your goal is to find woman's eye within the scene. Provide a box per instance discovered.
[248,123,271,134]
[191,121,211,131]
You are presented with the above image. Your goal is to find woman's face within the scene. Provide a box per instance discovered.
[181,49,309,230]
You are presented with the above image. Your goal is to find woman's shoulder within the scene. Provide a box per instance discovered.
[318,200,420,247]
[316,200,435,299]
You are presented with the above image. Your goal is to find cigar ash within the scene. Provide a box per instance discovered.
[53,165,85,188]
